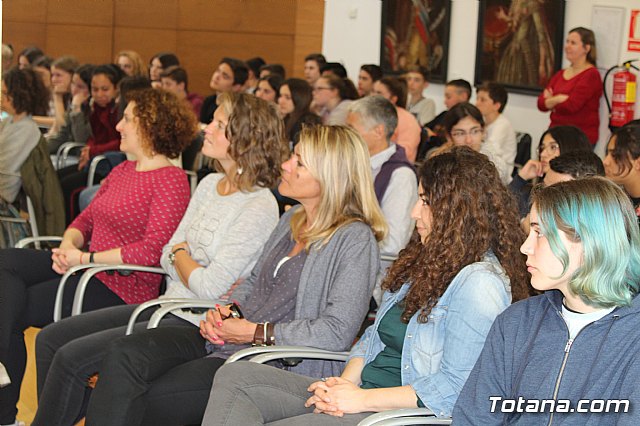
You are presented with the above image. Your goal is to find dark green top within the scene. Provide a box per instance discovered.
[360,302,424,407]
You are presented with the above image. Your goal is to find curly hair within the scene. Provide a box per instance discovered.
[127,88,198,159]
[383,147,530,323]
[217,92,289,191]
[2,66,50,115]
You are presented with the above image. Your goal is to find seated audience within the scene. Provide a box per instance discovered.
[244,56,265,93]
[425,79,471,148]
[431,102,510,184]
[259,63,286,79]
[16,46,44,69]
[57,64,124,224]
[373,77,421,163]
[30,56,55,126]
[0,67,50,204]
[278,78,321,147]
[160,66,204,117]
[115,50,147,78]
[49,56,80,134]
[475,82,516,181]
[0,88,194,426]
[200,57,248,124]
[405,65,436,126]
[313,74,357,125]
[357,64,382,97]
[603,121,640,218]
[47,64,94,155]
[510,125,592,217]
[32,93,287,426]
[148,52,179,89]
[304,53,326,86]
[347,96,417,302]
[202,147,529,425]
[255,74,283,104]
[77,125,387,426]
[455,177,640,425]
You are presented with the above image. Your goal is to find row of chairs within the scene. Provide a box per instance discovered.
[17,234,445,425]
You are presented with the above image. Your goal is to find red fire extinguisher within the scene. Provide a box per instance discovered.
[605,60,638,131]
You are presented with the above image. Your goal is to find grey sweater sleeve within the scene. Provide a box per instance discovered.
[47,109,91,154]
[275,221,380,352]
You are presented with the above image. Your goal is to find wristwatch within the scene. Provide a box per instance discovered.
[168,247,187,265]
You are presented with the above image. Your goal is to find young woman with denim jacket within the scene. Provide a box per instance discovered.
[201,147,531,425]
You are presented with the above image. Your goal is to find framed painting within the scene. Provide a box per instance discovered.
[474,0,566,95]
[380,0,451,83]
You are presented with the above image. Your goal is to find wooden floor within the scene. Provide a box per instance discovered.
[17,327,39,426]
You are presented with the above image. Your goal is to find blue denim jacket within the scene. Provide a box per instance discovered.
[348,252,512,418]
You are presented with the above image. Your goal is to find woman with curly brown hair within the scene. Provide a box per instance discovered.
[0,87,195,426]
[201,146,530,425]
[30,92,290,426]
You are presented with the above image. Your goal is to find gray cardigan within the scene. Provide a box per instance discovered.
[230,206,380,378]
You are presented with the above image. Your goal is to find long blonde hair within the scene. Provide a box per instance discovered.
[290,125,387,249]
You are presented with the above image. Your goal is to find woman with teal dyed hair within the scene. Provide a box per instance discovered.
[454,177,640,425]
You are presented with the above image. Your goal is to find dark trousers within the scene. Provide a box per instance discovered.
[0,248,124,423]
[33,306,188,426]
[84,325,224,426]
[57,164,88,225]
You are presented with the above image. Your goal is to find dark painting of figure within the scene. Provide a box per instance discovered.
[476,0,565,94]
[381,0,451,83]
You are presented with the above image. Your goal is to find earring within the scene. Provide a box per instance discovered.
[237,167,243,176]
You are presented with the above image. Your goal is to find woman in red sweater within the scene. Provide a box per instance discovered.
[0,88,196,426]
[537,27,602,145]
[57,64,125,224]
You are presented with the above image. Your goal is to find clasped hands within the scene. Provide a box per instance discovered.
[199,304,256,346]
[305,377,366,417]
[51,245,84,274]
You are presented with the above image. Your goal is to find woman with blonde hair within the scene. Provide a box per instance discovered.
[115,50,147,78]
[81,125,387,425]
[201,147,530,425]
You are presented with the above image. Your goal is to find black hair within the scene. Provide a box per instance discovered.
[443,102,485,135]
[446,79,472,99]
[377,77,407,108]
[220,57,249,86]
[549,151,605,179]
[75,64,96,89]
[151,52,180,69]
[18,46,44,65]
[117,75,152,117]
[321,62,348,78]
[539,126,592,157]
[304,53,326,67]
[259,63,286,79]
[246,57,266,78]
[477,81,508,113]
[360,64,383,82]
[92,64,125,87]
[161,66,189,91]
[606,123,640,176]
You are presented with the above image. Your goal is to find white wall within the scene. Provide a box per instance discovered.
[322,0,640,157]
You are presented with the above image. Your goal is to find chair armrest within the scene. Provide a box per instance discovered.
[87,155,107,187]
[225,346,350,365]
[16,236,63,249]
[249,350,349,364]
[54,263,108,322]
[56,142,85,169]
[125,297,214,335]
[145,300,219,330]
[71,265,164,317]
[357,408,447,426]
[184,170,198,195]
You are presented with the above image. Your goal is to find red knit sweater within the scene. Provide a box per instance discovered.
[537,67,602,144]
[69,161,190,303]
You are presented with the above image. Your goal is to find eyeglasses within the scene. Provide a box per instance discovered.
[539,141,560,154]
[450,128,483,140]
[313,86,332,92]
